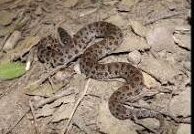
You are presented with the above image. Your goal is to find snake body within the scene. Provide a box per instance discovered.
[37,21,160,120]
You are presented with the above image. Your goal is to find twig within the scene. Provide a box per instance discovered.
[25,64,67,90]
[33,87,74,109]
[38,65,67,84]
[29,100,40,134]
[48,77,55,91]
[5,109,29,134]
[0,34,10,51]
[124,102,191,124]
[79,8,98,17]
[61,78,91,134]
[126,87,171,103]
[144,11,183,25]
[132,115,159,134]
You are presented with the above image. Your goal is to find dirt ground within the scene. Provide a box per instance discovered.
[0,0,191,134]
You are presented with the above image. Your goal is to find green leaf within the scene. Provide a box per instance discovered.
[0,62,26,80]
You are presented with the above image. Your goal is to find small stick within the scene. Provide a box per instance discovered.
[125,102,191,124]
[33,87,74,109]
[132,115,159,134]
[144,11,182,25]
[25,64,67,90]
[61,78,91,134]
[29,100,40,134]
[5,109,29,134]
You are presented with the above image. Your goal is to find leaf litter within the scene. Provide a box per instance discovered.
[0,0,191,134]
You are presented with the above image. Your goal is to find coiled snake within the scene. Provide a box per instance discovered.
[37,21,160,120]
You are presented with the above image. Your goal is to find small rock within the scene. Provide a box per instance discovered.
[177,124,191,134]
[0,10,15,26]
[128,50,141,64]
[3,31,21,50]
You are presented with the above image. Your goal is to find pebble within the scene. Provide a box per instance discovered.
[128,50,141,64]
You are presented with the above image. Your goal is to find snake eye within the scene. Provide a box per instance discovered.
[58,27,64,33]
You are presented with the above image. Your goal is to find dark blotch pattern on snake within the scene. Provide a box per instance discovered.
[37,21,160,120]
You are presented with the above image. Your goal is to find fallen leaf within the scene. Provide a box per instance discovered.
[130,21,148,37]
[170,89,191,116]
[115,32,150,53]
[52,103,74,122]
[0,10,15,26]
[97,100,137,134]
[146,26,176,52]
[0,62,26,80]
[140,55,182,84]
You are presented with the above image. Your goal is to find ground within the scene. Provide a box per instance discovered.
[0,0,191,134]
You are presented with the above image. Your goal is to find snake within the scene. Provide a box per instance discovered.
[37,21,161,120]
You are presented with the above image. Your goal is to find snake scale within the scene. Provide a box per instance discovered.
[37,21,160,120]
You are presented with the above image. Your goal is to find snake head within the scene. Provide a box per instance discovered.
[57,27,74,47]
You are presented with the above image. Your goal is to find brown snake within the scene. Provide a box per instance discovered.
[37,21,161,120]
